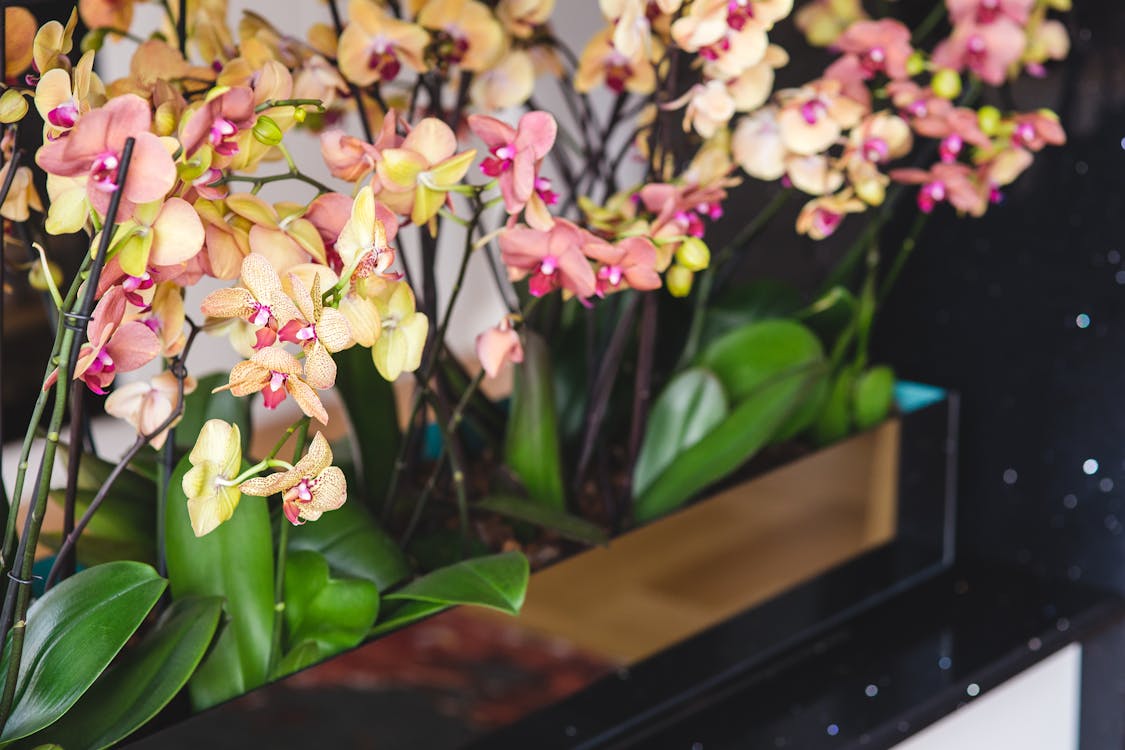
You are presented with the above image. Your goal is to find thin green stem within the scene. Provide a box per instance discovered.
[220,171,333,195]
[255,98,326,114]
[269,418,309,673]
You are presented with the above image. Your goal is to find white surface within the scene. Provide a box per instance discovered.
[893,643,1081,750]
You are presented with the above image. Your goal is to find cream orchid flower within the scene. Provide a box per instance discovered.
[182,419,243,537]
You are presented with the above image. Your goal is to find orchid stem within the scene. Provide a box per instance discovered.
[269,418,309,674]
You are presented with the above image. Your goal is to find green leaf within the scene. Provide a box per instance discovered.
[701,280,802,348]
[370,600,450,638]
[384,551,529,616]
[334,345,401,501]
[165,455,274,710]
[271,641,322,680]
[505,332,566,510]
[0,562,166,743]
[174,372,252,455]
[283,550,379,654]
[853,365,896,431]
[18,596,223,750]
[43,489,155,566]
[287,501,408,592]
[633,368,729,499]
[810,369,856,446]
[634,362,826,523]
[475,495,609,546]
[699,319,826,440]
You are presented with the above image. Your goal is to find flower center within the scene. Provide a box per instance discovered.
[209,117,240,156]
[800,98,828,125]
[249,301,273,327]
[90,152,121,192]
[47,101,78,129]
[481,144,517,177]
[89,348,115,376]
[599,264,624,288]
[726,0,753,30]
[978,0,1001,23]
[1012,121,1036,147]
[605,57,634,93]
[813,208,843,238]
[918,181,947,213]
[367,40,403,81]
[863,137,890,162]
[939,133,964,163]
[534,177,559,206]
[861,46,887,74]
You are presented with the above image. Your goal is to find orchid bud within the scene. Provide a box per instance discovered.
[30,259,63,292]
[81,27,108,53]
[905,51,927,78]
[154,102,178,136]
[0,89,28,124]
[977,105,1002,136]
[252,115,284,146]
[294,107,307,124]
[854,178,886,207]
[931,69,962,100]
[666,264,693,298]
[675,237,711,272]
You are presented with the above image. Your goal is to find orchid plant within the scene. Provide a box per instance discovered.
[0,0,1069,744]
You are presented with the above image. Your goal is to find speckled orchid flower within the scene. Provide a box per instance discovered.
[334,185,401,281]
[216,346,329,424]
[199,253,301,350]
[278,272,354,390]
[240,432,347,525]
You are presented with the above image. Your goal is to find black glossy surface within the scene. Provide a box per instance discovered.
[477,562,1124,749]
[873,2,1125,593]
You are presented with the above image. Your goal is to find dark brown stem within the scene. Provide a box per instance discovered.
[573,293,641,491]
[56,381,85,580]
[625,293,658,501]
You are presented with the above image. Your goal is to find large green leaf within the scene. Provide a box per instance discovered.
[633,363,826,523]
[165,455,274,710]
[383,552,529,616]
[505,332,565,510]
[853,365,896,431]
[17,596,223,750]
[334,345,401,501]
[283,550,379,654]
[475,495,609,546]
[633,368,729,499]
[699,318,827,440]
[0,562,166,744]
[287,501,408,591]
[174,372,252,455]
[43,489,155,566]
[797,286,859,346]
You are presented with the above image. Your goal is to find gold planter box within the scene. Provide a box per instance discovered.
[476,419,902,664]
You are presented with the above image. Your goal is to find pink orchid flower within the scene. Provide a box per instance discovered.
[70,285,162,394]
[1009,111,1066,151]
[498,219,598,299]
[181,86,256,158]
[320,129,380,181]
[834,19,915,80]
[36,94,176,222]
[892,163,988,216]
[932,20,1027,86]
[475,316,524,379]
[947,0,1034,26]
[469,112,558,227]
[586,236,663,296]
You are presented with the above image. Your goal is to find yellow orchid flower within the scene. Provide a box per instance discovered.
[417,0,505,72]
[240,432,347,525]
[182,419,243,537]
[32,9,77,76]
[5,7,37,76]
[375,118,476,230]
[370,281,428,382]
[338,0,429,86]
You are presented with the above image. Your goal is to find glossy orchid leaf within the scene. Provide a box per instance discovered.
[0,562,166,744]
[287,500,409,591]
[283,550,380,655]
[505,332,566,510]
[383,551,529,616]
[165,455,274,710]
[17,596,223,750]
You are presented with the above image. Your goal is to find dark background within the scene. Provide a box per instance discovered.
[871,2,1125,592]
